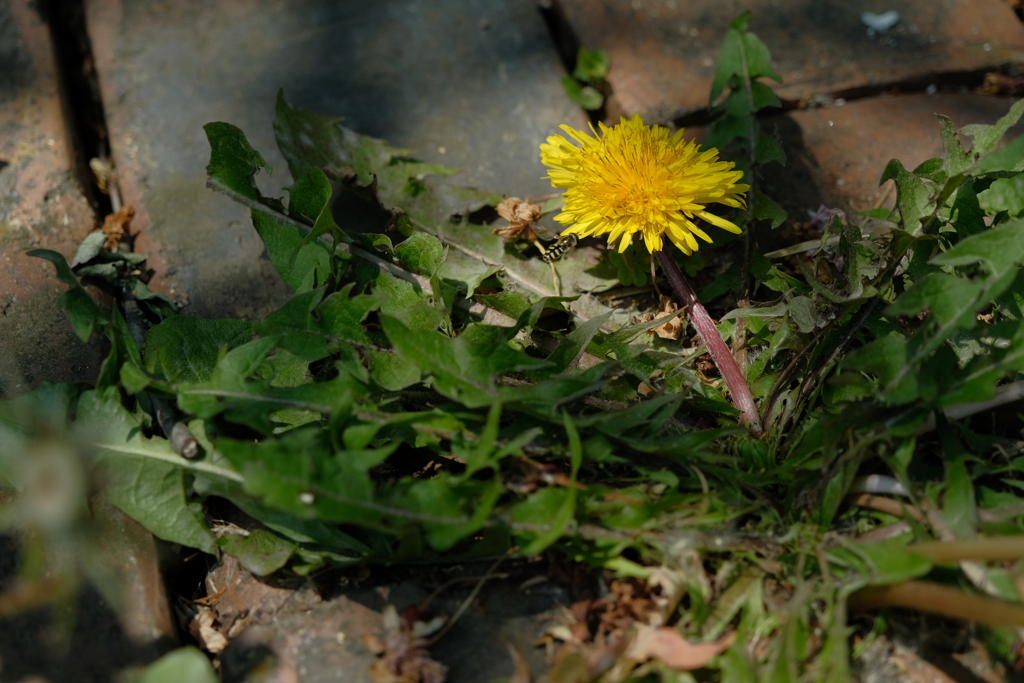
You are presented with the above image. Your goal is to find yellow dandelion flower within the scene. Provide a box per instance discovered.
[540,114,749,255]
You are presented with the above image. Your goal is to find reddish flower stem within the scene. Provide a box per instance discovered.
[656,249,763,433]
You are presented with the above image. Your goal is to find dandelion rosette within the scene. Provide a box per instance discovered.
[540,114,749,255]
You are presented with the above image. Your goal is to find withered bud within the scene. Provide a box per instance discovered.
[493,197,542,241]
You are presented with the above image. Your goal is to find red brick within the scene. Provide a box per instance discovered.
[559,0,1024,121]
[763,93,1024,219]
[0,1,105,396]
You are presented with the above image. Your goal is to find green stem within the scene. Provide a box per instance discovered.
[656,249,762,433]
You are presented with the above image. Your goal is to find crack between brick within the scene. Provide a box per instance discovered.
[535,0,613,125]
[39,0,116,225]
[674,65,1023,129]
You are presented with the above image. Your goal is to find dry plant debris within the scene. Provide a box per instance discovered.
[362,605,449,683]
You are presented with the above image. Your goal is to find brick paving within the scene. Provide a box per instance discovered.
[558,0,1024,120]
[0,3,175,679]
[2,0,1024,680]
[765,93,1024,219]
[0,0,106,397]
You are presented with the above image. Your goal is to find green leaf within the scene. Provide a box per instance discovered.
[931,218,1024,274]
[127,279,178,320]
[564,411,582,478]
[842,335,918,404]
[938,114,971,176]
[352,259,442,331]
[750,81,782,110]
[28,249,107,342]
[512,487,577,556]
[961,97,1024,159]
[573,47,609,81]
[203,121,273,202]
[888,273,985,331]
[395,232,446,277]
[289,168,343,249]
[135,647,218,683]
[943,456,977,539]
[978,174,1024,218]
[255,283,385,368]
[251,209,333,293]
[380,315,549,408]
[70,231,108,267]
[72,389,219,554]
[880,158,932,235]
[144,317,253,383]
[975,133,1024,176]
[204,120,333,292]
[217,427,393,525]
[710,26,744,104]
[561,75,604,111]
[753,192,787,228]
[720,301,789,321]
[740,31,782,83]
[711,12,782,106]
[912,157,946,183]
[754,130,786,166]
[120,362,151,394]
[217,529,296,576]
[193,469,369,554]
[841,540,933,586]
[856,208,897,221]
[949,180,986,238]
[255,288,330,361]
[402,475,500,550]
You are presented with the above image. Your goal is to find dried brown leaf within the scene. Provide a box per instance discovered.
[647,295,684,340]
[625,626,735,670]
[101,206,134,250]
[504,640,532,683]
[364,605,449,683]
[190,606,229,653]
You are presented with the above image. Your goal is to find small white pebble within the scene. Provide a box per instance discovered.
[861,10,900,32]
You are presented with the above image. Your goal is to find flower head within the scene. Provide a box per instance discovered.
[540,114,749,254]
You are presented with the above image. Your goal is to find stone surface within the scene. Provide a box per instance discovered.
[90,492,177,647]
[557,0,1024,121]
[0,1,106,397]
[86,0,583,320]
[0,495,176,682]
[201,555,562,683]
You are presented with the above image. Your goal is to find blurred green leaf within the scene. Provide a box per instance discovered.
[72,389,218,554]
[218,529,296,576]
[753,192,787,228]
[135,647,218,683]
[144,317,254,383]
[28,249,107,342]
[573,47,609,81]
[561,76,604,111]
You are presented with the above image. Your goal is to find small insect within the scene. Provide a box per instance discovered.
[541,234,578,263]
[531,223,578,263]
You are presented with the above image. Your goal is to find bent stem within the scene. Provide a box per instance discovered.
[656,249,762,433]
